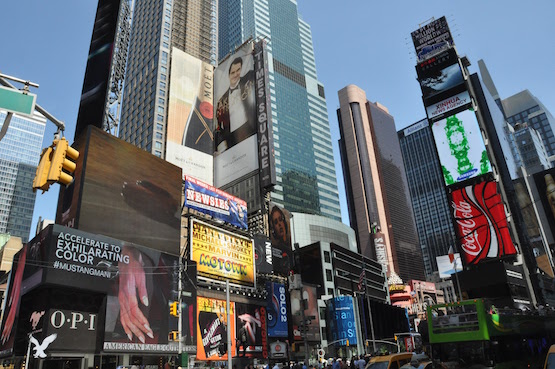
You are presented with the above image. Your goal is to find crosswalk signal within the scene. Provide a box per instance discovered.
[47,138,79,186]
[170,301,179,317]
[33,147,54,192]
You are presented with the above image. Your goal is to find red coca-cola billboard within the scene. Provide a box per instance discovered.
[450,181,517,264]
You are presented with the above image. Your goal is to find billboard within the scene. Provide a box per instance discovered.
[417,49,465,104]
[373,231,389,275]
[235,303,268,358]
[411,16,454,61]
[214,42,258,187]
[426,90,471,121]
[196,297,236,360]
[184,176,248,229]
[450,181,518,265]
[436,253,463,278]
[74,0,120,139]
[266,282,288,338]
[326,296,357,346]
[167,48,214,184]
[291,285,320,342]
[190,219,255,286]
[253,40,276,189]
[432,108,491,185]
[254,234,273,274]
[269,204,293,276]
[57,127,182,255]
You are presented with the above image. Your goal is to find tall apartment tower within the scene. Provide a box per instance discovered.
[0,111,46,242]
[218,0,341,220]
[398,119,458,277]
[337,85,424,282]
[118,0,218,155]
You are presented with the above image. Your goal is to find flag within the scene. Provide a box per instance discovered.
[448,246,455,264]
[358,270,365,291]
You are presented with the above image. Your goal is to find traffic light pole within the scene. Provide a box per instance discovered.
[226,279,232,369]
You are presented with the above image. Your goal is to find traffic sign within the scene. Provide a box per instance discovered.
[0,86,36,116]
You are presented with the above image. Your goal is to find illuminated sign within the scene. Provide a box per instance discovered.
[450,181,517,265]
[190,219,255,285]
[411,16,454,61]
[197,297,236,360]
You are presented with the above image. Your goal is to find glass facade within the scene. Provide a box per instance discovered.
[218,0,341,220]
[398,119,457,277]
[0,111,46,242]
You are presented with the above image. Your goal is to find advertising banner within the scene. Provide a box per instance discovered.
[432,108,491,185]
[167,48,214,184]
[254,234,273,275]
[417,49,465,104]
[450,181,517,265]
[269,204,292,277]
[372,231,389,275]
[235,303,268,358]
[190,219,255,286]
[291,286,320,342]
[184,176,248,229]
[411,16,454,61]
[214,42,258,187]
[266,282,288,338]
[436,253,463,278]
[426,90,471,121]
[326,296,357,346]
[196,297,236,360]
[253,40,276,189]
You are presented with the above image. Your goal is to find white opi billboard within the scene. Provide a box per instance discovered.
[431,108,491,186]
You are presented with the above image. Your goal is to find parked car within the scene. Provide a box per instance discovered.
[365,352,413,369]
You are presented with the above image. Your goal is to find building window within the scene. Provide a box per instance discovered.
[325,269,333,282]
[155,141,162,149]
[324,251,331,263]
[327,288,334,296]
[155,150,162,157]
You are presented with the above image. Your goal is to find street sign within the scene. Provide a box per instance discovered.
[0,86,36,116]
[317,349,325,358]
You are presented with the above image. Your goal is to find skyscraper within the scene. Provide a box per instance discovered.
[118,0,218,156]
[337,85,424,282]
[398,119,458,277]
[0,111,46,242]
[218,0,341,221]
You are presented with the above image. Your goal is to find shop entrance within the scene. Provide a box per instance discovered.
[41,359,81,369]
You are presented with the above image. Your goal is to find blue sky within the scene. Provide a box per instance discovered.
[1,1,554,240]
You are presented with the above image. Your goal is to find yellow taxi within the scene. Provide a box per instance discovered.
[545,344,555,369]
[364,352,413,369]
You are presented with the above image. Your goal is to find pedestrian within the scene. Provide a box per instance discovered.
[273,363,279,369]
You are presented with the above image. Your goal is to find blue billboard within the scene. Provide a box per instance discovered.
[184,176,248,229]
[266,282,288,337]
[326,296,357,346]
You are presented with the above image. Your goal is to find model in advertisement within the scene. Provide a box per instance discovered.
[215,55,256,154]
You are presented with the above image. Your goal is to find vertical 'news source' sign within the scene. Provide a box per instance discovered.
[184,175,248,229]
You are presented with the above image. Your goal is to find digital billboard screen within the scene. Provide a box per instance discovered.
[184,176,248,229]
[417,49,464,104]
[57,127,182,255]
[214,42,258,187]
[450,180,517,265]
[235,303,268,358]
[190,219,255,286]
[432,108,491,186]
[167,48,214,184]
[269,204,293,277]
[326,296,357,346]
[411,16,454,61]
[265,282,288,338]
[291,285,320,342]
[254,234,273,274]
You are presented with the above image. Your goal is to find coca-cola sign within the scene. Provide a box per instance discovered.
[450,181,517,264]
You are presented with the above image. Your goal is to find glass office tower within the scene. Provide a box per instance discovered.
[218,0,341,220]
[118,0,218,156]
[0,111,46,242]
[398,119,458,277]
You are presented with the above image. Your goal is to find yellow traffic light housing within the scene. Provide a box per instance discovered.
[346,339,349,347]
[170,301,179,317]
[33,147,54,192]
[47,138,79,186]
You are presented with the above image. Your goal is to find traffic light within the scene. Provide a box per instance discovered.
[168,331,179,341]
[170,301,179,317]
[291,343,296,352]
[33,146,54,192]
[346,339,349,347]
[47,137,79,186]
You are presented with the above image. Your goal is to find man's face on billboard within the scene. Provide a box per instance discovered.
[229,62,242,89]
